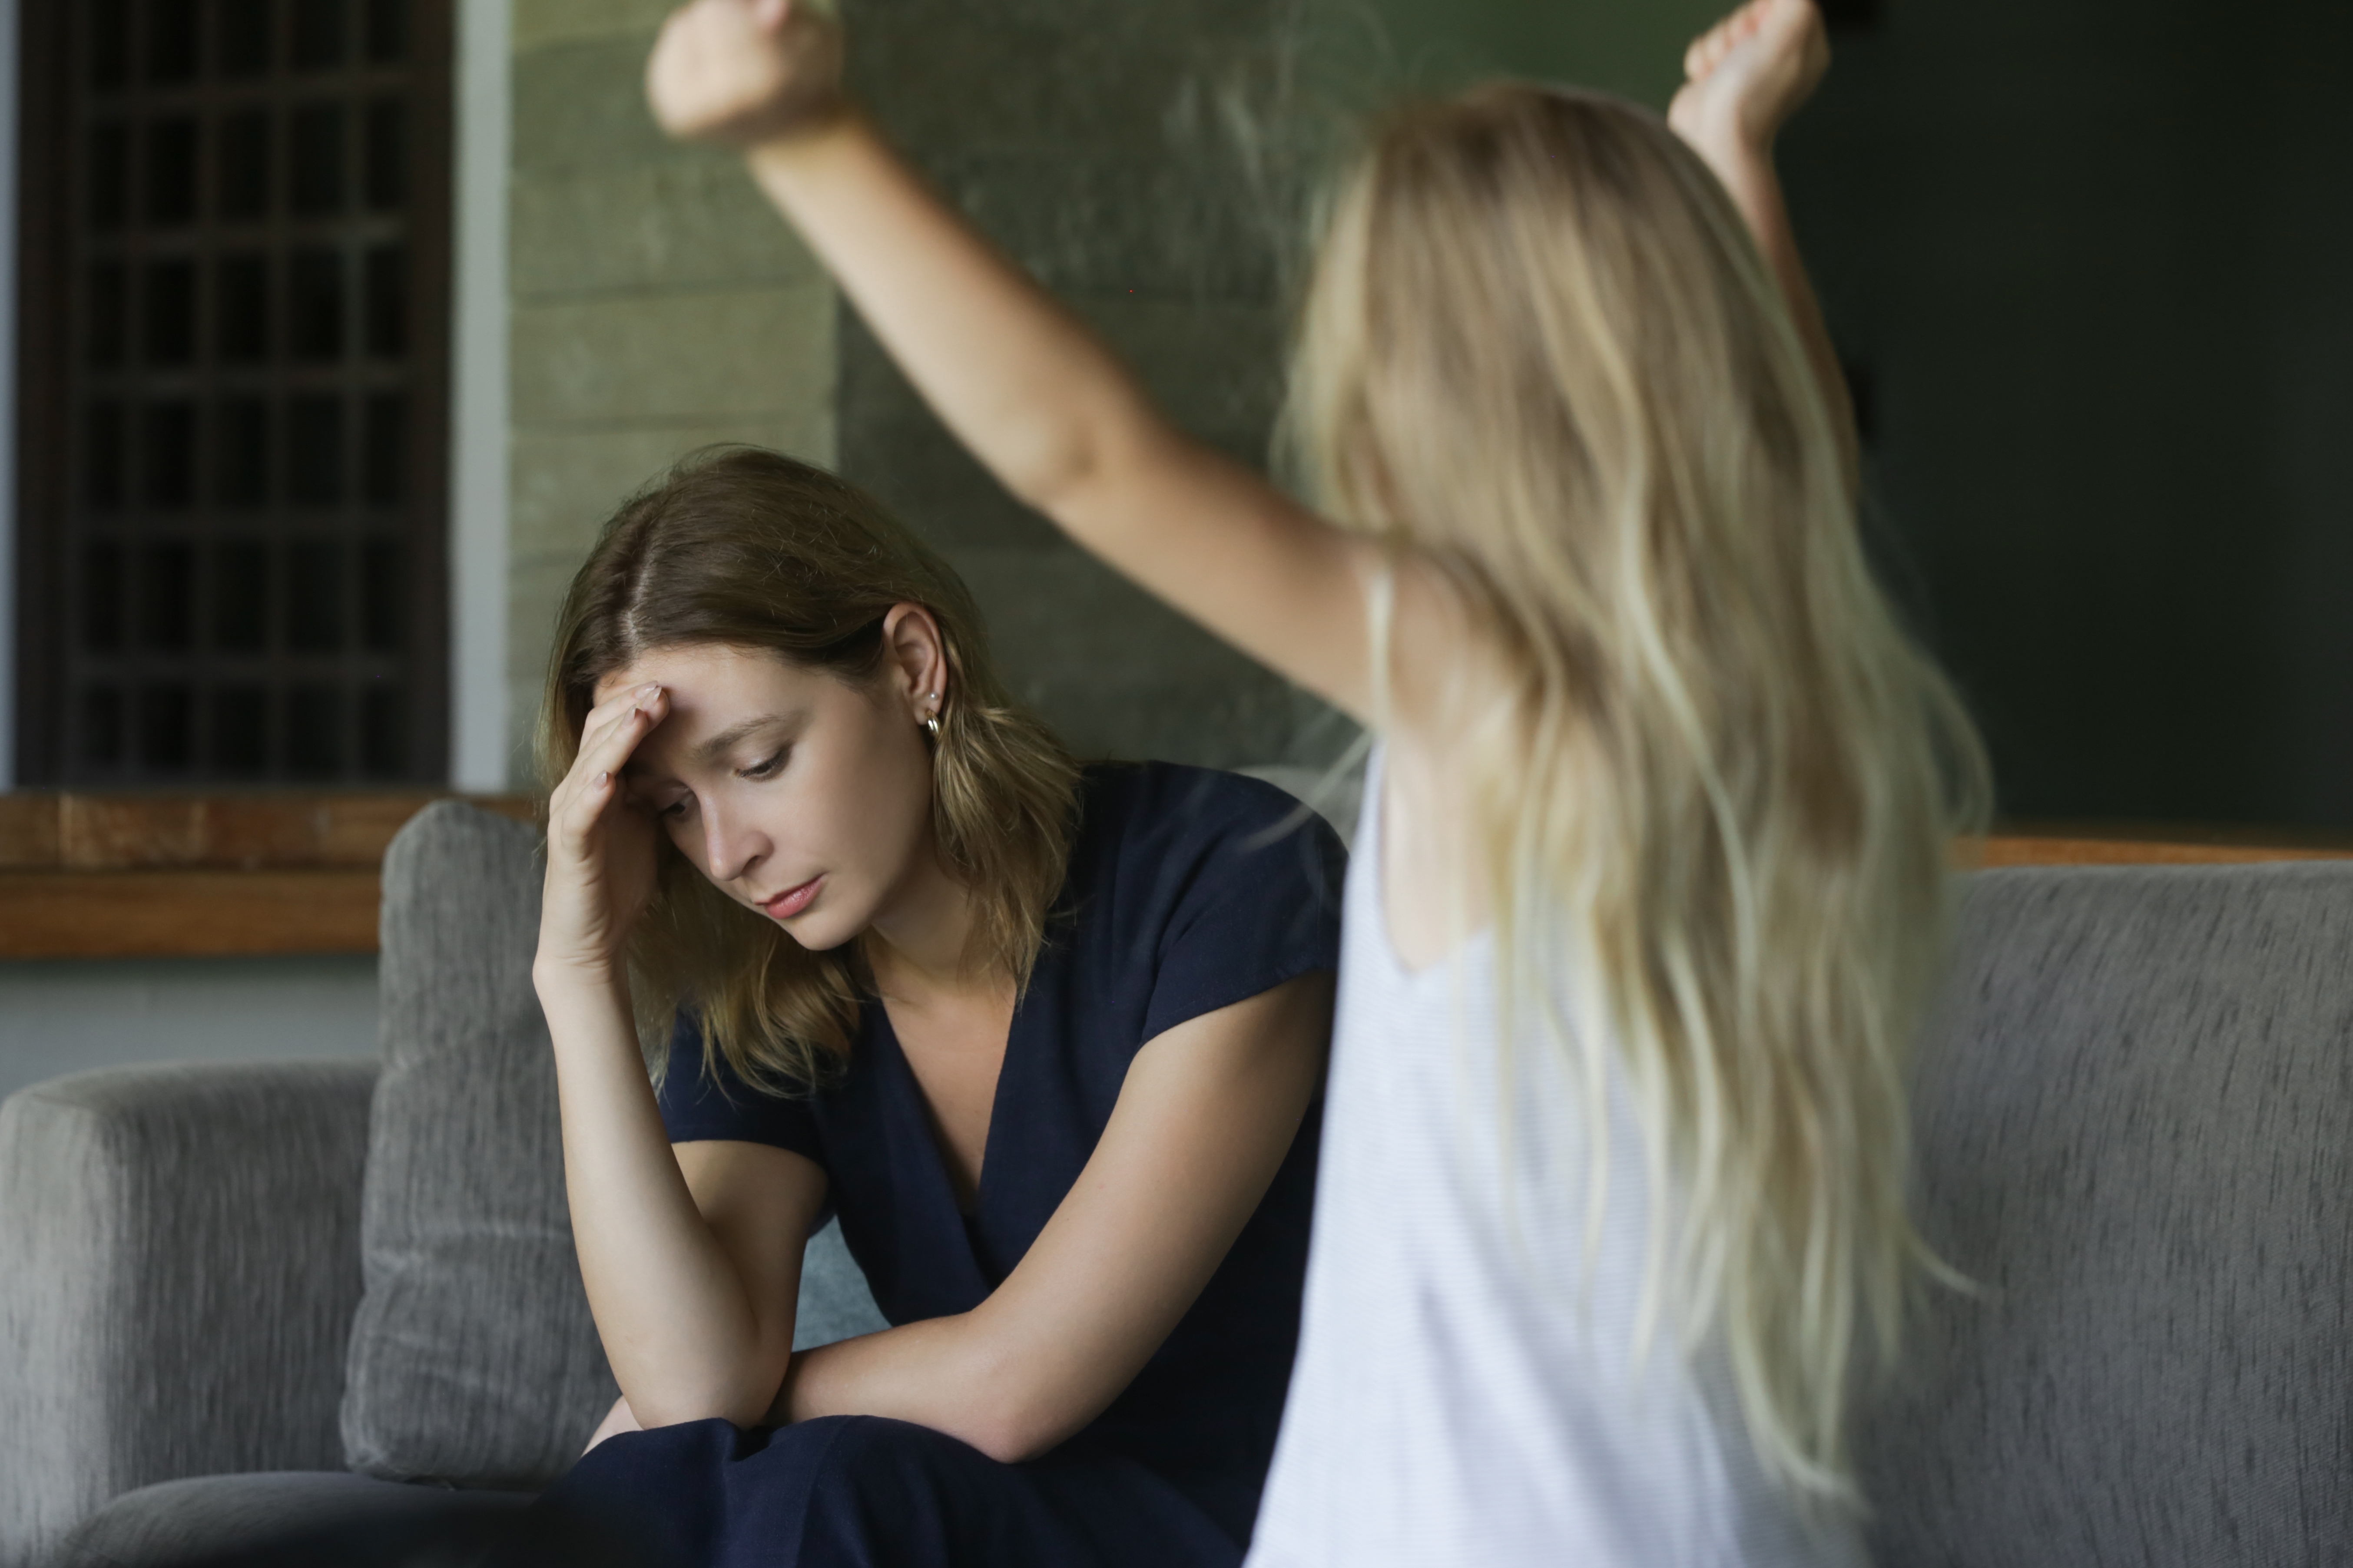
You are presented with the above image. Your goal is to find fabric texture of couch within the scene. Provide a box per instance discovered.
[2,795,2350,1566]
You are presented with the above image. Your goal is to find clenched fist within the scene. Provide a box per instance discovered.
[646,0,846,148]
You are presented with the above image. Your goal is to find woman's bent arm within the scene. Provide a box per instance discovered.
[539,681,822,1430]
[771,972,1335,1463]
[539,959,822,1429]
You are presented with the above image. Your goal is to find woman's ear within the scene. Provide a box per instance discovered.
[878,603,947,720]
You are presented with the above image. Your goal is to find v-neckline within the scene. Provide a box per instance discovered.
[872,987,1023,1243]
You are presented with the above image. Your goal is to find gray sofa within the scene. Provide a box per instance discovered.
[2,796,2350,1566]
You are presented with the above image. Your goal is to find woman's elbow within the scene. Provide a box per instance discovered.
[963,1408,1064,1466]
[626,1367,785,1433]
[957,1371,1092,1465]
[1000,395,1162,526]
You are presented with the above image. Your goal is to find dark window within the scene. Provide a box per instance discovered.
[143,258,197,364]
[211,684,271,774]
[361,391,404,502]
[217,397,270,505]
[138,682,197,770]
[365,0,407,64]
[89,122,129,229]
[360,682,404,776]
[83,687,125,765]
[88,261,127,366]
[17,0,453,784]
[87,401,127,509]
[83,542,125,651]
[290,103,345,215]
[285,684,341,775]
[91,0,133,92]
[142,401,196,508]
[219,111,271,220]
[293,0,347,72]
[364,99,404,209]
[287,539,345,649]
[214,540,272,650]
[363,243,404,355]
[289,246,344,358]
[220,0,275,77]
[145,117,200,226]
[139,541,198,650]
[360,536,402,648]
[288,394,344,503]
[146,0,202,85]
[217,252,271,360]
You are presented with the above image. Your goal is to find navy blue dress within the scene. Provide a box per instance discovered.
[530,763,1346,1568]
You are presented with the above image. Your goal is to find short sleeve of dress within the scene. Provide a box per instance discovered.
[1136,770,1348,1044]
[654,1009,828,1168]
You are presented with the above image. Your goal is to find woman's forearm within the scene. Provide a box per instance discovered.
[1714,150,1858,489]
[769,1313,1058,1464]
[536,960,789,1428]
[742,111,1168,529]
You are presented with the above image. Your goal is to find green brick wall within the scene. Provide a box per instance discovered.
[505,0,837,770]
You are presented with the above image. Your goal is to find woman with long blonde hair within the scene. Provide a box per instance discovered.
[638,0,1987,1561]
[527,448,1344,1566]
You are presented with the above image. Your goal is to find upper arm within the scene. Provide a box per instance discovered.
[965,970,1335,1459]
[672,1140,831,1387]
[1043,415,1478,738]
[1039,414,1378,721]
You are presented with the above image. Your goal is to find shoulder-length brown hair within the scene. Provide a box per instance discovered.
[537,446,1080,1093]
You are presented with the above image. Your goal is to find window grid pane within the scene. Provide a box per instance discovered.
[39,0,448,785]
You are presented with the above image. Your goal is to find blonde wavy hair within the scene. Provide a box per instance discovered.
[1287,86,1989,1510]
[538,447,1080,1094]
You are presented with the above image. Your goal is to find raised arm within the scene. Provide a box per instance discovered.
[1668,0,1860,490]
[646,0,1382,722]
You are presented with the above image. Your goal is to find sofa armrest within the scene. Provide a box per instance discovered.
[0,1059,378,1568]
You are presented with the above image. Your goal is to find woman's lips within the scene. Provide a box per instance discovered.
[761,875,824,921]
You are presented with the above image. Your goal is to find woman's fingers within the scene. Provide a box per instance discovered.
[553,688,669,847]
[579,686,670,781]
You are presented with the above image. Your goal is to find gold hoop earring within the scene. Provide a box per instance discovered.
[923,692,940,738]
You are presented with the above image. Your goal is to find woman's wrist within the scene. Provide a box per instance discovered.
[742,98,866,191]
[532,948,630,1008]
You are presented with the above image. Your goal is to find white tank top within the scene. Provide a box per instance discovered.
[1246,750,1864,1568]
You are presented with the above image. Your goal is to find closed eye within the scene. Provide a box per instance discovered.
[740,749,787,781]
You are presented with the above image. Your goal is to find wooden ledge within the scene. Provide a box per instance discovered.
[0,791,536,871]
[1980,820,2353,868]
[0,869,389,958]
[0,793,536,959]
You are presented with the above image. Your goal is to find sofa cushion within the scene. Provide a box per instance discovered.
[344,802,885,1491]
[342,801,614,1487]
[62,1472,530,1568]
[1858,861,2353,1567]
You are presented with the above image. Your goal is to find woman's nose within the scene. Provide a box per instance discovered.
[701,804,766,885]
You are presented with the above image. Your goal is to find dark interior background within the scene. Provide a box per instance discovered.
[1783,0,2353,829]
[1337,0,2353,830]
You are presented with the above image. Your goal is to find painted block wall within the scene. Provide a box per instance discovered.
[504,0,838,773]
[0,957,380,1107]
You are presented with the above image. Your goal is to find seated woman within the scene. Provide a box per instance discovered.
[524,446,1344,1568]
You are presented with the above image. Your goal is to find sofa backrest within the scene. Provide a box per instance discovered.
[343,801,884,1490]
[1859,860,2353,1566]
